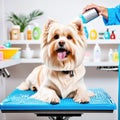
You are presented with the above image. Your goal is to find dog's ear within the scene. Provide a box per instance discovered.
[72,19,84,35]
[72,19,87,48]
[44,18,56,30]
[41,18,56,48]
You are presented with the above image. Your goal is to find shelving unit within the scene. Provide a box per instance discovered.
[1,59,117,67]
[9,39,120,45]
[0,59,21,69]
[20,59,118,66]
[84,61,118,67]
[9,40,41,44]
[8,39,119,66]
[87,39,120,44]
[21,58,42,63]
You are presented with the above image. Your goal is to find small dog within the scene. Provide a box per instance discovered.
[17,19,94,104]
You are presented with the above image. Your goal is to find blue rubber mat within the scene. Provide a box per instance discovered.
[0,88,116,111]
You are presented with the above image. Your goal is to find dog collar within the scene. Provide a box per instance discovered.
[62,70,74,77]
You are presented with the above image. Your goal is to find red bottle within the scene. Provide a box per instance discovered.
[110,30,116,39]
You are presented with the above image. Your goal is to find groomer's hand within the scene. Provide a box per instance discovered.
[82,3,108,19]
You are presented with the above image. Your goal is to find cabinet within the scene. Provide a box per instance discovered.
[9,39,119,66]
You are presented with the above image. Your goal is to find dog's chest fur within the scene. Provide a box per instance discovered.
[44,64,85,98]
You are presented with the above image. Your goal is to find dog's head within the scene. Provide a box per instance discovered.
[41,18,87,71]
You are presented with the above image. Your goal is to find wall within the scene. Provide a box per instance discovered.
[0,0,5,44]
[0,0,5,119]
[0,0,120,120]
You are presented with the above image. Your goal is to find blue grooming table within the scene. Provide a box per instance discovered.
[0,88,116,116]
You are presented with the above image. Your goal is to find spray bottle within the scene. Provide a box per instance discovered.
[80,8,99,24]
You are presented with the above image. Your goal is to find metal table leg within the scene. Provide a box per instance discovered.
[48,116,70,120]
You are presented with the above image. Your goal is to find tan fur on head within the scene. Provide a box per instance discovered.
[41,18,87,71]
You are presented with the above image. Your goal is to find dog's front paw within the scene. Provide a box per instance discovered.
[31,90,60,104]
[49,94,60,104]
[73,90,91,103]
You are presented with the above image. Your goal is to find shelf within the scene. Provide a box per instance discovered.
[87,40,120,44]
[9,40,41,44]
[7,39,119,67]
[84,61,118,67]
[0,58,118,69]
[0,59,118,68]
[9,40,120,45]
[0,59,21,69]
[21,58,43,63]
[20,58,119,66]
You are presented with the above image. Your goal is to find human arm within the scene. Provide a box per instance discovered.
[82,4,108,19]
[103,5,120,25]
[82,4,120,25]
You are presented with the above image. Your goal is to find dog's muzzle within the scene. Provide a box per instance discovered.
[56,48,70,60]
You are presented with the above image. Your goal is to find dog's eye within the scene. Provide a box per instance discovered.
[67,35,72,40]
[54,34,59,39]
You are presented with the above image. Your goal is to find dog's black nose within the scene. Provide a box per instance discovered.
[59,41,65,47]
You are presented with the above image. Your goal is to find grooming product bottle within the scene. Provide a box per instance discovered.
[26,25,32,40]
[93,44,101,62]
[80,8,99,23]
[104,28,110,39]
[10,25,20,40]
[83,26,89,39]
[32,23,41,40]
[89,29,98,40]
[108,49,113,62]
[110,30,116,39]
[22,44,34,58]
[113,49,118,62]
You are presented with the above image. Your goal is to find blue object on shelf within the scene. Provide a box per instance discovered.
[83,26,89,39]
[104,28,110,39]
[0,88,116,111]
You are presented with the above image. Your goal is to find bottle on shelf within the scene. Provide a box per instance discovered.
[93,43,101,62]
[113,49,119,62]
[83,26,89,39]
[104,28,110,39]
[89,29,98,40]
[110,30,116,39]
[22,44,34,59]
[32,23,41,40]
[108,49,113,62]
[26,25,32,40]
[10,25,20,40]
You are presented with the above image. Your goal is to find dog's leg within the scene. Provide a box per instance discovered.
[31,87,60,104]
[73,79,94,103]
[74,89,93,103]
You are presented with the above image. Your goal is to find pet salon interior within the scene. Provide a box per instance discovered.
[0,0,120,120]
